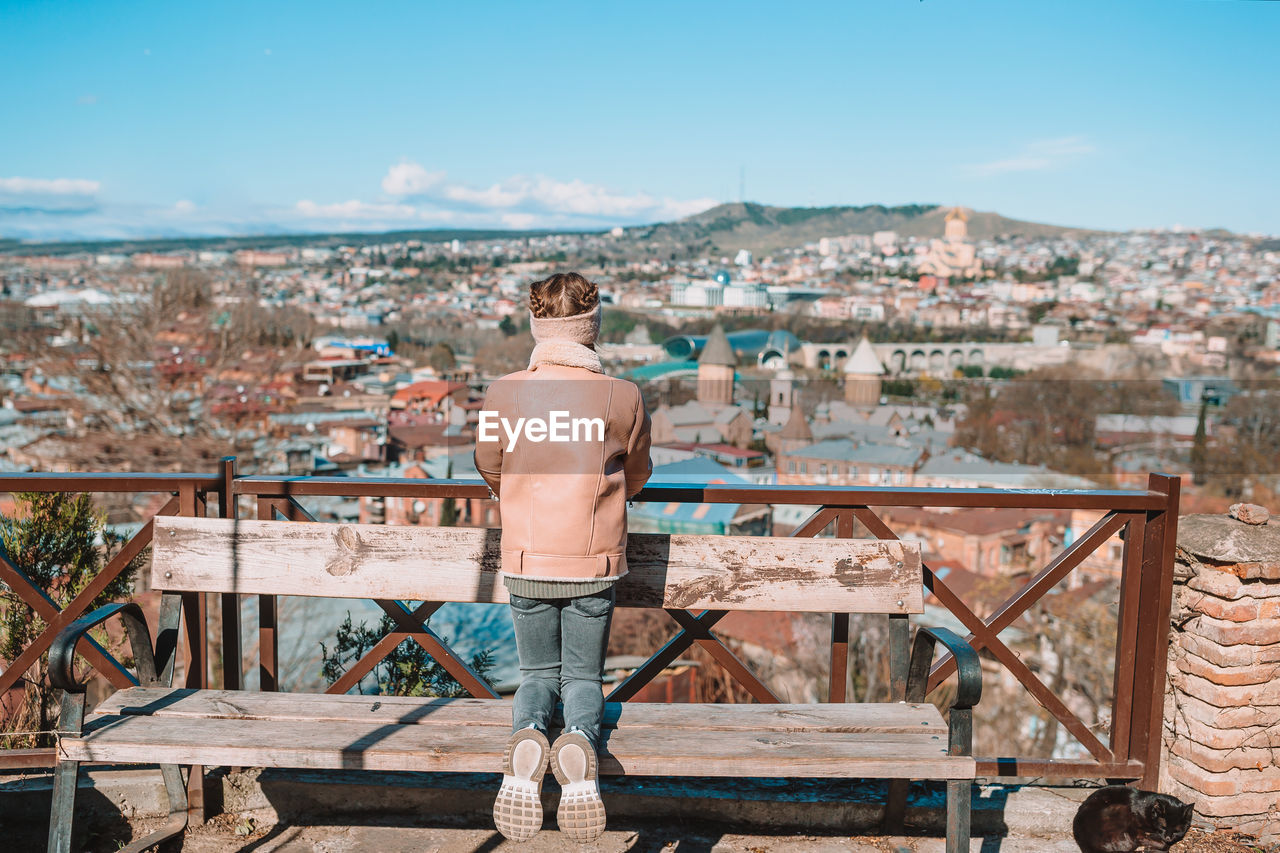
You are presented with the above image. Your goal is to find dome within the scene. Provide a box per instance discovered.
[714,269,731,286]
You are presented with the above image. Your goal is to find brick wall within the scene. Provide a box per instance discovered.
[1161,504,1280,843]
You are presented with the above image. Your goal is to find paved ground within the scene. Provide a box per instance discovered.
[138,814,1087,852]
[15,808,1272,852]
[9,769,1271,852]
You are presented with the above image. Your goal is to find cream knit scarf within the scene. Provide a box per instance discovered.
[527,304,603,373]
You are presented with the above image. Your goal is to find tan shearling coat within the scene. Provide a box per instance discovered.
[473,363,652,581]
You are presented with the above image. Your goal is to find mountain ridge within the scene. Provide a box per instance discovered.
[623,202,1108,253]
[2,202,1109,256]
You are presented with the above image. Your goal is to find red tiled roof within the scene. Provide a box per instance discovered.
[388,423,469,449]
[391,380,467,408]
[884,507,1069,537]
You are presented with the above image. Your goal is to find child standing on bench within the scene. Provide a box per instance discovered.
[474,271,652,843]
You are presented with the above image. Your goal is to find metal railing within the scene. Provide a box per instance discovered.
[0,460,1180,788]
[0,466,226,769]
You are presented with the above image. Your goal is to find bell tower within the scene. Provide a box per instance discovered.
[697,324,736,406]
[944,206,969,243]
[843,336,885,407]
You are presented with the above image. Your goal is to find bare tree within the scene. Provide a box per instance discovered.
[21,269,318,451]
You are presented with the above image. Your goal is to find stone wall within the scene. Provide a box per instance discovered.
[1161,504,1280,843]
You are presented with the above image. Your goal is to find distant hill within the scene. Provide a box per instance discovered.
[622,202,1106,253]
[0,227,577,257]
[2,202,1108,257]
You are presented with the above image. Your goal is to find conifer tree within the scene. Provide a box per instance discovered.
[0,493,145,748]
[1191,399,1208,486]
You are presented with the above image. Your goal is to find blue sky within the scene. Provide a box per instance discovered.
[2,0,1277,241]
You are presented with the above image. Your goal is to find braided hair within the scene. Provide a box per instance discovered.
[528,272,599,319]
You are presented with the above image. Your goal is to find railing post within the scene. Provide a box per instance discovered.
[177,483,205,690]
[177,479,207,824]
[829,510,854,702]
[256,496,279,692]
[1130,473,1181,789]
[1109,512,1146,766]
[219,457,241,691]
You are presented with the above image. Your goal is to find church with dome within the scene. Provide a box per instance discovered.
[917,206,982,279]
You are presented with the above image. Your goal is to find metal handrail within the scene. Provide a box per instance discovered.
[235,475,1169,510]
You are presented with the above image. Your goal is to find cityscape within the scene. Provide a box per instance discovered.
[3,201,1276,518]
[3,0,1279,849]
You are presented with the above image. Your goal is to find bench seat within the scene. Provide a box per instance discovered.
[64,687,973,779]
[47,522,982,853]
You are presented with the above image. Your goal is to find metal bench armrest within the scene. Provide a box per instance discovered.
[905,625,982,757]
[49,602,156,694]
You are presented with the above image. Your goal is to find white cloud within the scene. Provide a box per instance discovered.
[0,176,101,195]
[380,161,717,224]
[969,137,1096,177]
[500,212,540,229]
[382,162,446,196]
[441,181,528,209]
[0,163,718,241]
[414,208,459,224]
[295,199,419,220]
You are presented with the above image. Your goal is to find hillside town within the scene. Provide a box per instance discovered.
[2,206,1278,544]
[2,208,1279,761]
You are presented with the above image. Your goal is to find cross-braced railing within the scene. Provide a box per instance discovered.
[0,463,228,816]
[234,469,1181,787]
[1,461,1180,790]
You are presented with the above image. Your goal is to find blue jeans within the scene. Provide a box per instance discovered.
[509,586,616,752]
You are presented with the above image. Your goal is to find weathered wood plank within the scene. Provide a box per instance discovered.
[91,688,947,734]
[150,517,923,613]
[63,715,972,779]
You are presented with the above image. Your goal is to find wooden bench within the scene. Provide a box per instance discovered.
[48,515,982,852]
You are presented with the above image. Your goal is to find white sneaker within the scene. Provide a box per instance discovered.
[549,730,606,843]
[493,727,550,842]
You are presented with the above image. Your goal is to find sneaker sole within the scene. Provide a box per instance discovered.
[493,728,549,842]
[549,731,606,843]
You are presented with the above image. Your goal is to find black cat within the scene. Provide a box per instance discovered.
[1073,786,1194,852]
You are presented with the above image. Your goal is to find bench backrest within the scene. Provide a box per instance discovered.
[151,517,923,614]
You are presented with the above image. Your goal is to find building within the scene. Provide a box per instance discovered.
[767,365,795,425]
[723,280,769,309]
[650,400,753,448]
[1161,376,1238,410]
[389,380,469,416]
[914,448,1096,490]
[842,336,885,407]
[767,401,814,457]
[696,324,736,406]
[880,507,1072,580]
[670,278,724,307]
[131,252,188,270]
[359,454,499,529]
[917,207,982,279]
[776,437,925,487]
[302,359,369,384]
[235,249,291,267]
[626,457,770,536]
